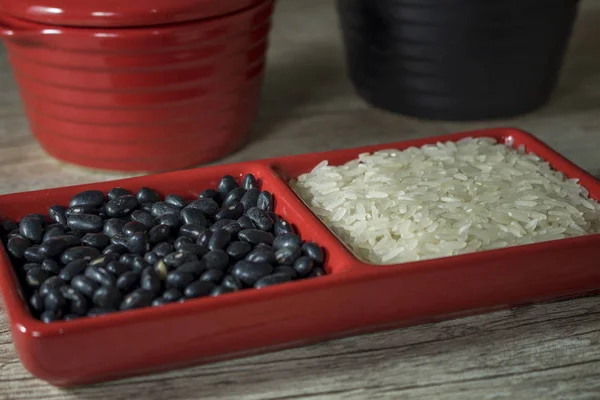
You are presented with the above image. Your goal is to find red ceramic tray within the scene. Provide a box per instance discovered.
[1,128,600,387]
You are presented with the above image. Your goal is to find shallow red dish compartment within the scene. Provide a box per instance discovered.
[0,127,599,387]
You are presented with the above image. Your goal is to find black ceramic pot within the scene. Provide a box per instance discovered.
[336,0,580,121]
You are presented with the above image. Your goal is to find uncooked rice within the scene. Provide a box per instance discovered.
[289,137,600,264]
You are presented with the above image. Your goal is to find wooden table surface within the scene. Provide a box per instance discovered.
[1,0,600,398]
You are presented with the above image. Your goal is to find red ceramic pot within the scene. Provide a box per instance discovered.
[0,0,274,172]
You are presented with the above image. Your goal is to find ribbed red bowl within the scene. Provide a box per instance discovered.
[0,0,274,171]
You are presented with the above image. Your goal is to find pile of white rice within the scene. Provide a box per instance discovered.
[290,137,600,264]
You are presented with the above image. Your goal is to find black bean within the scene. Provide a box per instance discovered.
[152,242,172,257]
[242,174,258,190]
[127,232,149,255]
[40,310,62,323]
[244,246,276,264]
[210,286,236,296]
[246,207,274,231]
[218,175,239,198]
[103,218,126,238]
[29,292,45,314]
[54,235,82,247]
[59,259,88,281]
[110,234,128,247]
[6,236,30,258]
[254,273,293,289]
[302,242,324,264]
[103,243,128,255]
[180,207,207,227]
[48,205,68,226]
[84,266,117,287]
[257,191,274,212]
[23,262,41,271]
[165,194,186,209]
[60,246,100,265]
[148,224,171,244]
[60,286,89,315]
[106,195,138,217]
[221,274,243,291]
[19,216,44,243]
[131,255,148,272]
[122,221,149,237]
[1,220,18,235]
[151,202,179,218]
[151,297,170,307]
[141,266,161,294]
[166,270,195,291]
[196,229,212,248]
[131,210,156,228]
[44,288,66,313]
[39,276,66,297]
[274,265,298,279]
[175,261,206,278]
[136,187,161,204]
[38,237,68,258]
[120,289,154,311]
[174,236,194,250]
[67,214,103,234]
[199,188,220,201]
[177,243,209,257]
[208,229,232,251]
[223,187,246,206]
[209,219,235,232]
[87,254,116,269]
[140,202,154,213]
[157,213,180,229]
[41,259,62,275]
[273,218,294,236]
[106,260,130,275]
[199,269,224,285]
[184,280,216,298]
[108,187,132,200]
[144,251,160,265]
[226,241,252,260]
[275,246,302,265]
[69,190,105,208]
[240,187,260,211]
[232,261,273,286]
[80,233,110,249]
[293,256,314,277]
[92,286,122,310]
[273,233,302,251]
[309,267,325,278]
[186,198,219,216]
[238,229,274,245]
[163,288,183,302]
[42,226,65,242]
[64,314,81,321]
[179,224,205,240]
[24,246,45,263]
[87,308,111,317]
[71,275,99,298]
[119,253,136,266]
[214,202,244,220]
[66,205,101,216]
[116,271,140,293]
[164,251,198,268]
[202,250,229,271]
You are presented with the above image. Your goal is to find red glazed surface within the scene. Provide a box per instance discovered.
[0,0,265,27]
[1,128,600,386]
[0,0,274,172]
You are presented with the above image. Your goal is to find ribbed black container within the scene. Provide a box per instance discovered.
[336,0,580,121]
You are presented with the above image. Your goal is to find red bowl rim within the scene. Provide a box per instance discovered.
[0,0,267,28]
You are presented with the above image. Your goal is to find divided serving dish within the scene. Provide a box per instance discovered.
[1,127,599,386]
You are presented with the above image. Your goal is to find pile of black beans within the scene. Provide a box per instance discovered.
[0,174,326,323]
